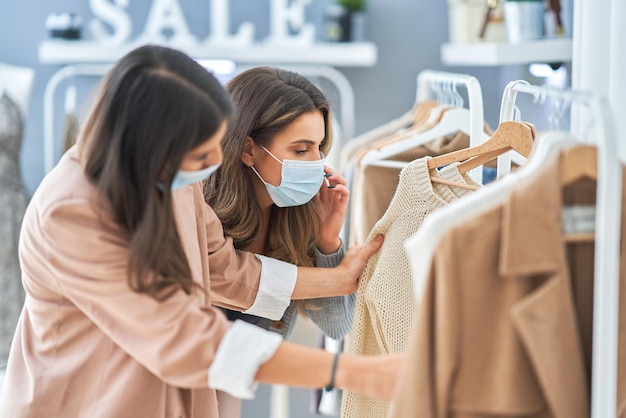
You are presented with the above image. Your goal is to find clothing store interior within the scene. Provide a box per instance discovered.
[1,0,625,417]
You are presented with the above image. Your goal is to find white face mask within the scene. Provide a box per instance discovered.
[163,163,221,191]
[251,144,325,207]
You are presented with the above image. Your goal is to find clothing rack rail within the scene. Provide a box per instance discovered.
[359,70,486,182]
[417,70,484,184]
[43,64,355,176]
[416,70,484,150]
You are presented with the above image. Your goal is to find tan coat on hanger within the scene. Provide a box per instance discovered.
[390,152,626,418]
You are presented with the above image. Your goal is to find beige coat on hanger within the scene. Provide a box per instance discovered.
[390,152,626,418]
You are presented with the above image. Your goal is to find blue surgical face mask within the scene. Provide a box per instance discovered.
[251,144,325,207]
[164,163,221,191]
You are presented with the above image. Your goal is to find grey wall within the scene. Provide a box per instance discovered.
[0,0,552,196]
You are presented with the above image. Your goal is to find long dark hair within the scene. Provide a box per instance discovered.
[79,45,233,300]
[205,67,333,267]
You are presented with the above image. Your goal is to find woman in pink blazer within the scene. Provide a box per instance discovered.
[0,45,401,418]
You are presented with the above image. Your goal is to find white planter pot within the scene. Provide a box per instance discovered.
[503,1,545,43]
[447,0,506,44]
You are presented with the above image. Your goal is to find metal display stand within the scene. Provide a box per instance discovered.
[40,41,377,174]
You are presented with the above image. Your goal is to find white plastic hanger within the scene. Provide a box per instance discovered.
[360,70,490,183]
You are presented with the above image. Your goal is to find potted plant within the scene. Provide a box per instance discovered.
[336,0,367,13]
[503,0,545,43]
[323,0,368,42]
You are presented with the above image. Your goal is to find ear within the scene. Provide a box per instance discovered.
[241,136,255,167]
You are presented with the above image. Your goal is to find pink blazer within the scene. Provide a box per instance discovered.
[0,148,265,417]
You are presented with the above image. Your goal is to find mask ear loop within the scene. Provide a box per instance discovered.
[249,165,270,185]
[257,143,284,165]
[250,143,280,186]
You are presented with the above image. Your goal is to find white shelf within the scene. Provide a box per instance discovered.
[39,39,378,67]
[441,38,572,66]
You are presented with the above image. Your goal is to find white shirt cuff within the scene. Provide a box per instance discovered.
[242,254,297,320]
[208,320,282,399]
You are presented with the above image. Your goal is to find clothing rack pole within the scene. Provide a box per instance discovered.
[43,64,112,174]
[415,70,484,183]
[500,81,621,418]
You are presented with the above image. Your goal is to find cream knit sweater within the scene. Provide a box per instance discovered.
[341,158,477,418]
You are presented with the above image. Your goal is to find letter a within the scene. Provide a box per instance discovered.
[141,0,197,46]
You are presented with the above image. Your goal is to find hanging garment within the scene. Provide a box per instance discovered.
[349,130,473,246]
[391,150,626,418]
[341,157,479,418]
[339,101,438,171]
[0,92,28,369]
[62,85,79,152]
[340,101,438,244]
[220,244,354,340]
[63,111,79,152]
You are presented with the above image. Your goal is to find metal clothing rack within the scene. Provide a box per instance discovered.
[42,63,356,175]
[415,70,485,149]
[43,64,111,174]
[416,70,485,183]
[359,69,488,183]
[500,80,621,418]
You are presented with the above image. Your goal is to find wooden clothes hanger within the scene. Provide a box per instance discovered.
[370,104,454,152]
[426,121,535,190]
[339,100,439,169]
[411,100,441,127]
[560,144,597,185]
[427,121,534,170]
[374,102,449,150]
[360,106,490,167]
[560,145,598,243]
[456,121,536,173]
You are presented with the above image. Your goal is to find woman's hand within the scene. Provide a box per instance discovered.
[335,234,384,293]
[291,235,383,299]
[337,353,405,400]
[315,166,349,254]
[254,341,404,401]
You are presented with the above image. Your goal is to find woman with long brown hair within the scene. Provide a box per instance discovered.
[0,45,401,417]
[205,66,355,416]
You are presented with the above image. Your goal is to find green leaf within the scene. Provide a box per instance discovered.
[336,0,367,12]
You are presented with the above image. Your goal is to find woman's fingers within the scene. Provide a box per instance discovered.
[323,166,347,188]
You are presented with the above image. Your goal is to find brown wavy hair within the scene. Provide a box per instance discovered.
[79,45,233,300]
[204,67,333,268]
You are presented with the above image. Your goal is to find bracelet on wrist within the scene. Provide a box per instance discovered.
[324,352,340,392]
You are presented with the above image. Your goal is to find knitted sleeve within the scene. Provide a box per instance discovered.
[298,243,355,340]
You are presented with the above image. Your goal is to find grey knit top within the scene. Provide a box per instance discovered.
[222,244,355,340]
